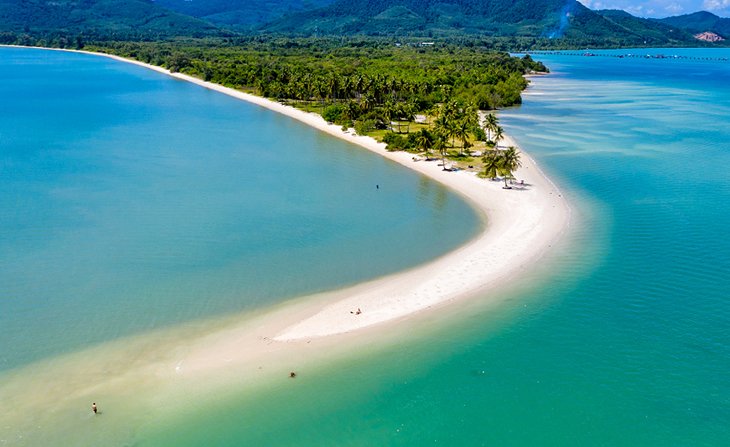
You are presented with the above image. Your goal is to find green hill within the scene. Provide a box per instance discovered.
[261,0,700,45]
[0,0,222,38]
[656,11,730,39]
[595,9,697,43]
[263,0,577,36]
[154,0,335,29]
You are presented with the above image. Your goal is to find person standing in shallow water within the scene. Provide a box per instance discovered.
[92,403,98,414]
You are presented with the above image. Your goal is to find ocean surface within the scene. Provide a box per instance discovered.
[0,47,480,372]
[3,47,730,446]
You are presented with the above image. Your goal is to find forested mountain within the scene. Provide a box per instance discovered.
[595,9,696,42]
[0,0,221,38]
[264,0,585,36]
[656,11,730,39]
[0,0,723,45]
[262,0,699,45]
[154,0,335,29]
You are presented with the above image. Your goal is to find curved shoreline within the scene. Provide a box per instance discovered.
[0,46,572,444]
[2,44,571,340]
[96,49,570,340]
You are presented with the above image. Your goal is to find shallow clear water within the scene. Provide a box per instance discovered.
[3,47,730,446]
[0,47,480,371]
[139,48,730,445]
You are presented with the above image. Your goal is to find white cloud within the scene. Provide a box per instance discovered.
[578,0,606,10]
[665,2,685,13]
[704,0,730,11]
[578,0,730,17]
[625,5,646,14]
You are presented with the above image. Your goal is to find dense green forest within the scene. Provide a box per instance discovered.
[91,39,543,109]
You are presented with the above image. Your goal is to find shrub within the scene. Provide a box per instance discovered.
[322,104,344,123]
[354,119,377,135]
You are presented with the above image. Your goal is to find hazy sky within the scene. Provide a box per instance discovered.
[578,0,730,18]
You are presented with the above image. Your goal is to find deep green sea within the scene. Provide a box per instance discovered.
[3,47,730,446]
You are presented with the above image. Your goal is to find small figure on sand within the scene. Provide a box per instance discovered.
[92,402,98,414]
[289,371,296,378]
[349,308,362,315]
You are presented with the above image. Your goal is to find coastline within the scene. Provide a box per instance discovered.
[111,49,570,339]
[0,44,571,339]
[0,45,572,444]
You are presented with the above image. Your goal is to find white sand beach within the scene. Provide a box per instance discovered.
[0,46,571,445]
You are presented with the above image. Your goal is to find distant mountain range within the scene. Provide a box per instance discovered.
[0,0,727,45]
[262,0,701,45]
[153,0,335,29]
[0,0,219,37]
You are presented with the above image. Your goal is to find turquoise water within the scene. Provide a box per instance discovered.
[3,47,730,446]
[139,49,730,445]
[0,47,480,371]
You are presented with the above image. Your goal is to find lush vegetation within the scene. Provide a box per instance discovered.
[91,38,545,112]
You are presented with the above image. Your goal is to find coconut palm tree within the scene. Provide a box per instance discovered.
[343,100,360,123]
[402,101,416,134]
[482,151,501,180]
[453,119,471,155]
[416,129,433,157]
[382,101,396,131]
[484,113,499,142]
[499,146,522,188]
[433,133,449,171]
[493,125,504,150]
[360,93,375,113]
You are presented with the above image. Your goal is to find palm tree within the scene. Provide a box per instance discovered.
[453,119,471,155]
[415,129,433,157]
[360,93,375,113]
[434,113,450,144]
[484,113,499,142]
[315,79,328,110]
[401,101,416,134]
[493,125,504,150]
[500,146,522,188]
[482,151,501,180]
[343,100,360,123]
[433,133,449,171]
[382,101,396,131]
